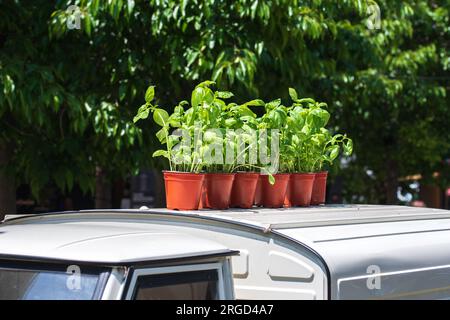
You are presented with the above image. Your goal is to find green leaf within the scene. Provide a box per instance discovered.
[153,108,169,126]
[268,174,275,185]
[216,91,234,99]
[133,104,150,123]
[244,99,265,107]
[298,98,315,104]
[225,118,237,127]
[268,108,287,127]
[169,116,181,127]
[191,86,204,107]
[238,105,256,117]
[152,150,169,158]
[289,87,298,101]
[196,80,215,88]
[343,139,353,156]
[266,99,281,110]
[329,145,340,161]
[301,124,311,135]
[156,127,168,143]
[310,108,330,127]
[168,134,181,148]
[145,86,155,103]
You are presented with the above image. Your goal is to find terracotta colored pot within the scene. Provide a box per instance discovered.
[311,171,328,205]
[288,173,315,207]
[230,172,259,208]
[261,174,290,208]
[254,175,264,207]
[203,173,235,209]
[163,171,205,210]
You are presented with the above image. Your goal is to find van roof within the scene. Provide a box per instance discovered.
[0,213,235,266]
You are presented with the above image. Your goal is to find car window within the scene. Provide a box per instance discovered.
[132,269,219,300]
[0,265,103,300]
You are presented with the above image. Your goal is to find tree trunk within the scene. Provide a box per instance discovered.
[0,141,16,220]
[95,166,112,209]
[385,158,399,204]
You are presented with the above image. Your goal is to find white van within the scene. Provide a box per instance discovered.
[1,204,450,300]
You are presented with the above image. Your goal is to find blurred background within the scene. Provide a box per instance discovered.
[0,0,449,215]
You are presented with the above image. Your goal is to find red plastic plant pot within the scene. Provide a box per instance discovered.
[230,172,259,209]
[163,171,205,210]
[311,171,328,205]
[203,173,235,210]
[289,173,315,207]
[253,174,264,207]
[261,173,290,208]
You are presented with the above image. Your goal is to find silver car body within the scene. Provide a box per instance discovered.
[2,204,450,299]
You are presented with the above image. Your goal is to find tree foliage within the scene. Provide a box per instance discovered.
[0,1,148,197]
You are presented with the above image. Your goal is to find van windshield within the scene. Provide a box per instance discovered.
[0,263,105,300]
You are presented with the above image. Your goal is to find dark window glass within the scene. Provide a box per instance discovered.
[133,269,219,300]
[0,267,101,300]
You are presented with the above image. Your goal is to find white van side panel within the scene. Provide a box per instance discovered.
[89,220,328,300]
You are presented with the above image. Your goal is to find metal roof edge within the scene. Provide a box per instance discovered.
[1,209,274,233]
[0,249,239,268]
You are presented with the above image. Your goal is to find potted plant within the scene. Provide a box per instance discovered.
[190,81,237,209]
[133,85,205,210]
[256,99,290,208]
[227,99,266,208]
[282,89,333,206]
[284,88,353,206]
[309,130,353,205]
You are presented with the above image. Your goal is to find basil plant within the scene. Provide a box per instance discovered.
[283,88,353,173]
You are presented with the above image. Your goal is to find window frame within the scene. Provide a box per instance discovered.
[125,262,226,300]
